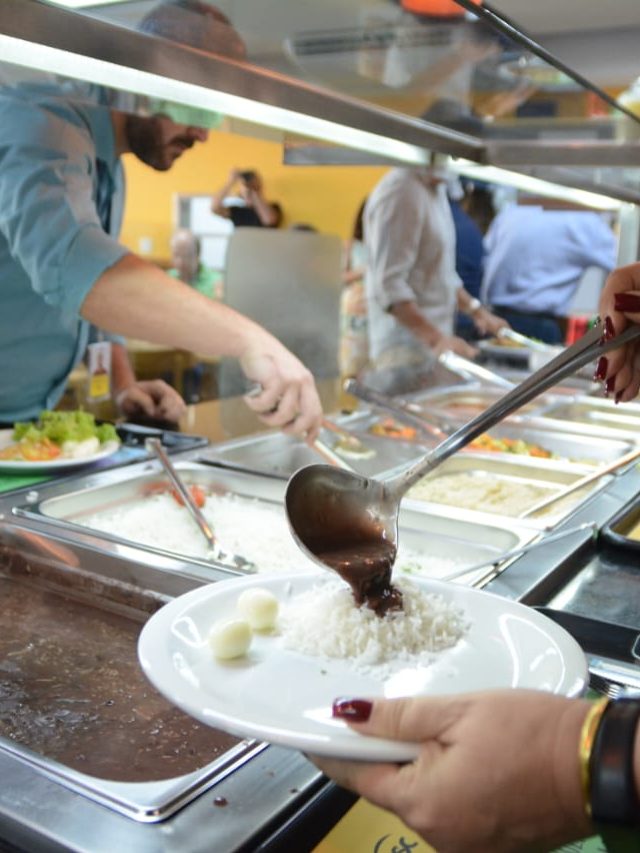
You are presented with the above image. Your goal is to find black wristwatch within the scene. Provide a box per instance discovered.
[589,698,640,852]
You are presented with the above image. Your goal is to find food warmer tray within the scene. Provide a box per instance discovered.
[385,453,612,530]
[342,409,635,469]
[0,521,336,853]
[0,521,263,823]
[523,395,640,441]
[11,460,538,587]
[599,492,640,555]
[400,383,553,420]
[197,423,424,480]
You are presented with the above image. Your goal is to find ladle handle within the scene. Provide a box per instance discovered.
[384,321,640,497]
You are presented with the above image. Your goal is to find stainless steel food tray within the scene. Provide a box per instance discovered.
[197,424,424,480]
[390,454,611,528]
[12,461,537,585]
[340,410,634,469]
[0,522,262,823]
[526,396,640,441]
[404,383,558,420]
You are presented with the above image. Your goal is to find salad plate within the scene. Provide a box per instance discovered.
[0,429,120,473]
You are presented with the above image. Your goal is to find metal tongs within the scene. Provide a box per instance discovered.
[146,438,255,573]
[344,378,452,440]
[437,350,515,389]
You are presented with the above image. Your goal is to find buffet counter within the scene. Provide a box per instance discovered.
[0,373,639,853]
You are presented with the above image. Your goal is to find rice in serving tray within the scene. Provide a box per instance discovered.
[407,471,559,517]
[280,577,469,675]
[78,492,466,577]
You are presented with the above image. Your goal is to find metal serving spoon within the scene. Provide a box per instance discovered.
[285,322,640,582]
[146,439,255,572]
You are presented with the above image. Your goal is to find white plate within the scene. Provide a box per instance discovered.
[0,430,120,473]
[138,573,588,761]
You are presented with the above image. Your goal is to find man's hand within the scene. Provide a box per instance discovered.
[115,379,186,423]
[472,306,509,337]
[239,340,323,443]
[434,334,478,360]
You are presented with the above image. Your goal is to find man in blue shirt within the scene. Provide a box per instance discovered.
[481,201,617,344]
[0,4,322,439]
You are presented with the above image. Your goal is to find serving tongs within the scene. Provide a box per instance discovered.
[286,321,640,576]
[437,350,514,389]
[146,438,256,573]
[344,378,452,441]
[519,445,640,520]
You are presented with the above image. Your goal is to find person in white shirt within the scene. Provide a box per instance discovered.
[363,166,506,390]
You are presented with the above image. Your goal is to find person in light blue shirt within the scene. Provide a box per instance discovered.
[481,202,617,344]
[0,2,323,440]
[0,86,189,425]
[0,85,321,437]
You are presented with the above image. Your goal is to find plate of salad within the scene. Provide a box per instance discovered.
[0,410,121,472]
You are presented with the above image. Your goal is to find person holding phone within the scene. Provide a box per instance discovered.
[211,167,282,228]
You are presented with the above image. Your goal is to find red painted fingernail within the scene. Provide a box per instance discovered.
[332,698,372,722]
[604,316,616,341]
[605,376,616,396]
[594,356,608,381]
[615,391,623,405]
[614,292,640,312]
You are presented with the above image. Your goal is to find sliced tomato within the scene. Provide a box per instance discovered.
[170,484,207,509]
[19,438,62,461]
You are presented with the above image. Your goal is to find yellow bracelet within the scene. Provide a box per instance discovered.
[579,697,610,818]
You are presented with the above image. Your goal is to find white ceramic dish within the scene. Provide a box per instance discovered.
[138,573,588,761]
[0,430,120,473]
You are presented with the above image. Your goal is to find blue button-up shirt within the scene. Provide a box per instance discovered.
[481,205,616,316]
[0,85,128,421]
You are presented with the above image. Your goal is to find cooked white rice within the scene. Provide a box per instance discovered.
[279,577,468,674]
[408,472,557,516]
[76,492,465,577]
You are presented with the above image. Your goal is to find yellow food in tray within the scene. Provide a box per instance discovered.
[487,335,526,349]
[468,433,555,459]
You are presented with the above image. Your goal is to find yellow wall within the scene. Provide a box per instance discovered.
[120,129,388,262]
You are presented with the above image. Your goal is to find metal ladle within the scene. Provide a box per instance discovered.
[146,439,255,573]
[285,322,640,580]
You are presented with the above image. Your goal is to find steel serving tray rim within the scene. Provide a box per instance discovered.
[9,460,539,586]
[0,522,266,822]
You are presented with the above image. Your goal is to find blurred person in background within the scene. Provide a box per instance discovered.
[362,164,507,392]
[211,167,283,228]
[0,0,322,439]
[481,198,617,344]
[449,179,497,341]
[339,199,369,380]
[168,228,223,300]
